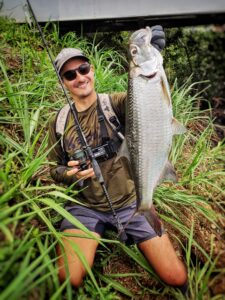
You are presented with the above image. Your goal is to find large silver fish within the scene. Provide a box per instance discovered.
[119,27,186,236]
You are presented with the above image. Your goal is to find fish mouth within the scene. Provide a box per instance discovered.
[138,59,159,79]
[143,72,157,79]
[141,72,157,79]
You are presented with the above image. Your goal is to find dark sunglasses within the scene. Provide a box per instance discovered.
[62,63,91,81]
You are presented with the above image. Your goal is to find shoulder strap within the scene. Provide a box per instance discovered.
[98,94,124,141]
[96,97,110,144]
[55,103,70,151]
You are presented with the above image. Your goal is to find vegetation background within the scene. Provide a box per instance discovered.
[0,16,224,299]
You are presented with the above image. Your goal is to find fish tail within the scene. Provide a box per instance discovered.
[118,206,163,241]
[140,205,163,237]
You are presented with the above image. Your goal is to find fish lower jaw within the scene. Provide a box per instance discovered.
[140,67,158,78]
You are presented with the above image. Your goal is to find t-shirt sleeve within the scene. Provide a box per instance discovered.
[109,92,127,126]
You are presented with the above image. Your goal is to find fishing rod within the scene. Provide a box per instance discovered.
[26,0,127,242]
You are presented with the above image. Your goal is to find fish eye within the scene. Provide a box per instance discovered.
[131,47,138,55]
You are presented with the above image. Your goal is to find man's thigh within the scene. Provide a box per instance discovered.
[57,229,100,287]
[138,233,187,286]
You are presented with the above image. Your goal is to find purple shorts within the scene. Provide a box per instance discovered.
[60,202,163,244]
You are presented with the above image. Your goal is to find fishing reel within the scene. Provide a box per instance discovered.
[69,139,118,170]
[70,149,89,171]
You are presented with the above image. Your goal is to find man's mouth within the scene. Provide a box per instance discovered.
[75,81,88,89]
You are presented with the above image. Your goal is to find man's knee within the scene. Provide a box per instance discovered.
[161,263,187,286]
[58,267,85,288]
[56,229,99,288]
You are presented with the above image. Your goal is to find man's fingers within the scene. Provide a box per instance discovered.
[66,166,95,179]
[67,160,95,179]
[68,160,80,167]
[76,168,95,179]
[66,166,79,176]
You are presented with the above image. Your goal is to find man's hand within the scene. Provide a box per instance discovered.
[67,160,95,180]
[151,25,166,52]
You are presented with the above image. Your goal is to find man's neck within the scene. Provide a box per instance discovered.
[72,92,97,112]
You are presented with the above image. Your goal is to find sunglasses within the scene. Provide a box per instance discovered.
[62,63,91,81]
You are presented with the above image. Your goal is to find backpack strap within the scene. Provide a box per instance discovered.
[98,93,124,141]
[55,103,70,152]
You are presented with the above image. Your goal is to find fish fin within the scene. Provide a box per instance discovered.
[115,138,130,162]
[140,205,163,237]
[161,70,172,106]
[157,160,178,185]
[172,117,187,135]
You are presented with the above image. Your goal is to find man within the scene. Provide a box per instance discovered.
[48,26,188,293]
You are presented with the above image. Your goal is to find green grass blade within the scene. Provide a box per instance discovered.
[96,271,133,297]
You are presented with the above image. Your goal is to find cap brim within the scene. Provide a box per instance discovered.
[58,55,89,73]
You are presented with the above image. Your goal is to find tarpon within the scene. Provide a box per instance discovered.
[119,27,186,236]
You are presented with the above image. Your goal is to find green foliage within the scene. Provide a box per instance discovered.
[0,16,224,299]
[164,26,225,101]
[87,43,127,93]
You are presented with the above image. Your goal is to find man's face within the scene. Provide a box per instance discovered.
[61,58,95,100]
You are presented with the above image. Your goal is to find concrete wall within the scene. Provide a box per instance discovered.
[1,0,225,23]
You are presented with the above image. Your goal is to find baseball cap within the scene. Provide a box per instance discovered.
[54,48,89,74]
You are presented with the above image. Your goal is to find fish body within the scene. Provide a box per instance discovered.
[120,27,186,236]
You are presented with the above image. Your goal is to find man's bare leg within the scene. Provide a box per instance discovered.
[57,229,100,287]
[138,233,187,286]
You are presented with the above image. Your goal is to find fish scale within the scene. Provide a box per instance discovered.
[127,74,172,211]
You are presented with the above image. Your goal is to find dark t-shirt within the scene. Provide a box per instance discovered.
[48,92,136,211]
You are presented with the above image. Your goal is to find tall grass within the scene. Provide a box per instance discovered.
[0,17,224,299]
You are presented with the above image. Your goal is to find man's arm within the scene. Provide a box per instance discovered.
[109,92,127,125]
[48,115,77,185]
[48,115,94,185]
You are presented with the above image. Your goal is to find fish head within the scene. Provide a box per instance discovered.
[129,27,163,77]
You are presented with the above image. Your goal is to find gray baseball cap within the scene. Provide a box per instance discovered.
[54,48,89,74]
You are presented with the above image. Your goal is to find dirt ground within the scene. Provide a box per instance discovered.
[100,203,225,299]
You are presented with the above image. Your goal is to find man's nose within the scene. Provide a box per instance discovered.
[75,71,86,81]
